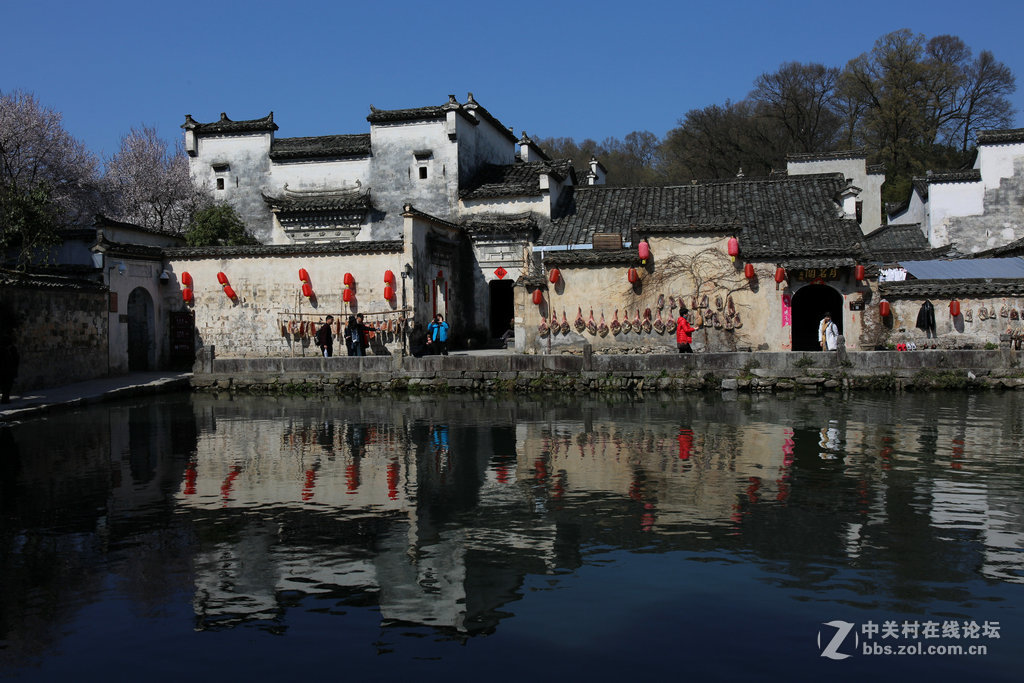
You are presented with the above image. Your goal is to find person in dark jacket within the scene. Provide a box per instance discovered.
[315,315,334,357]
[344,315,363,356]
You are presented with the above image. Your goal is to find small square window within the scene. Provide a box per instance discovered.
[419,167,428,180]
[217,178,225,190]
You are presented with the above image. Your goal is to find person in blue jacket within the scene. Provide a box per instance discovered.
[427,314,450,356]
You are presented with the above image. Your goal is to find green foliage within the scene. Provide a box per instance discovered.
[184,204,260,247]
[794,355,816,368]
[0,183,62,270]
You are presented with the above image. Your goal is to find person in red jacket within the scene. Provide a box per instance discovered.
[676,306,701,353]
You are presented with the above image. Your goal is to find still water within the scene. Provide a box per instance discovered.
[1,391,1022,680]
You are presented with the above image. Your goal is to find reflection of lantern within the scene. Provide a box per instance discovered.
[638,240,650,265]
[774,267,786,284]
[181,272,193,287]
[854,265,865,282]
[950,300,961,317]
[548,268,561,284]
[302,283,313,298]
[879,299,891,317]
[627,267,639,284]
[744,263,755,279]
[727,237,739,262]
[532,289,543,305]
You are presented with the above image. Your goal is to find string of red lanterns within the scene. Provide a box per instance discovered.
[299,268,313,298]
[342,273,355,303]
[181,272,193,303]
[217,272,236,300]
[384,269,395,301]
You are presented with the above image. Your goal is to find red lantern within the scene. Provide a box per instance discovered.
[532,289,543,305]
[217,272,228,285]
[299,268,309,283]
[950,300,961,317]
[384,269,395,285]
[627,267,639,284]
[774,267,786,284]
[727,237,740,262]
[548,268,561,284]
[223,285,236,300]
[181,272,193,287]
[343,272,355,286]
[384,285,394,300]
[182,288,194,303]
[638,240,650,264]
[879,299,891,318]
[744,263,755,279]
[342,288,354,303]
[854,265,865,282]
[302,282,313,298]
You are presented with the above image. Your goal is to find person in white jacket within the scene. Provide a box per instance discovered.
[819,312,839,351]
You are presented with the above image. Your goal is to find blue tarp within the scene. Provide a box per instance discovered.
[899,258,1024,280]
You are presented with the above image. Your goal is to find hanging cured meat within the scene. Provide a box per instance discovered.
[575,307,586,333]
[538,315,550,337]
[691,296,698,311]
[633,309,642,333]
[611,309,622,335]
[727,296,735,316]
[653,310,665,334]
[657,294,665,310]
[561,311,570,335]
[642,308,652,334]
[598,311,609,337]
[733,311,743,328]
[715,295,724,310]
[617,309,628,334]
[695,310,704,327]
[668,296,676,311]
[1001,305,1010,318]
[550,311,559,335]
[587,309,597,335]
[712,312,723,329]
[700,294,709,309]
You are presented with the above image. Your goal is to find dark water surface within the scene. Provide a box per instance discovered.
[1,391,1022,681]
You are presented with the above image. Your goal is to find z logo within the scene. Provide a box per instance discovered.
[818,620,858,660]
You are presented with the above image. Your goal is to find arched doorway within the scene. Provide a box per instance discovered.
[488,280,514,338]
[791,284,842,351]
[127,287,154,371]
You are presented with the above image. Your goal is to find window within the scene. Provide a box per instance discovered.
[217,178,225,190]
[419,167,428,180]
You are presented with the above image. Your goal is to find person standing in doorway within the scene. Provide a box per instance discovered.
[675,307,700,353]
[819,312,839,351]
[315,315,334,357]
[427,314,450,355]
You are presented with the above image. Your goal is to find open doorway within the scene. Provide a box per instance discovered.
[488,280,514,339]
[791,284,842,351]
[127,287,154,370]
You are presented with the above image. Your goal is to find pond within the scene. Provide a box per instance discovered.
[1,391,1022,680]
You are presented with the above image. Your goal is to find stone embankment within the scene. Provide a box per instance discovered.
[192,346,1024,394]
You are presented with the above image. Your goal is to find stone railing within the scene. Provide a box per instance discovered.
[191,346,1024,393]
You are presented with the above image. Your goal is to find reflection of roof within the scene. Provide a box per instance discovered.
[270,134,371,160]
[899,258,1024,280]
[460,161,575,200]
[540,174,867,261]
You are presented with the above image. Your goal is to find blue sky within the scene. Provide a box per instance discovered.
[4,0,1023,160]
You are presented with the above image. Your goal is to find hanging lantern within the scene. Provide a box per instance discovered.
[343,272,355,286]
[217,272,228,285]
[182,288,194,304]
[343,272,354,303]
[384,285,394,300]
[949,300,961,317]
[223,285,236,300]
[744,263,755,279]
[548,268,561,284]
[879,299,891,318]
[181,272,193,287]
[774,267,786,284]
[854,264,865,282]
[727,237,740,262]
[638,240,650,265]
[383,270,395,301]
[532,289,543,305]
[302,283,313,298]
[181,271,193,303]
[627,267,639,284]
[299,268,310,283]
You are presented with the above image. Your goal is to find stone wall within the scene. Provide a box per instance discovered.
[192,347,1024,394]
[1,276,108,391]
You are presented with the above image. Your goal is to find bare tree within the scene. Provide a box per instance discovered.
[103,126,208,233]
[750,62,843,154]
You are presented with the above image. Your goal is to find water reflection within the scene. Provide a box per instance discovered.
[1,392,1023,677]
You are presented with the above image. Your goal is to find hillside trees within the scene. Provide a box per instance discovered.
[184,204,259,247]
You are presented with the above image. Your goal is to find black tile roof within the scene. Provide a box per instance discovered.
[880,278,1024,299]
[543,249,635,267]
[972,236,1024,259]
[0,268,107,292]
[461,213,538,237]
[977,128,1024,145]
[460,160,575,200]
[367,104,449,124]
[91,235,169,261]
[270,134,371,160]
[922,170,982,184]
[182,112,278,134]
[262,188,372,213]
[94,213,185,240]
[539,174,868,261]
[165,241,403,260]
[787,149,868,162]
[864,223,932,261]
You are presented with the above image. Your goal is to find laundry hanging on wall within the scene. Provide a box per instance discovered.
[916,300,936,338]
